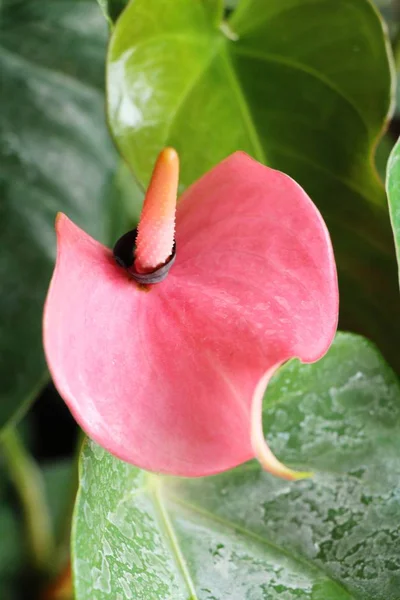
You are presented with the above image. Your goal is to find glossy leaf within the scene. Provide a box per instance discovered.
[0,0,117,430]
[386,137,400,283]
[73,333,400,600]
[107,0,400,371]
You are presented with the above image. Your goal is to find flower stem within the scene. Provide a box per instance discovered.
[1,427,54,572]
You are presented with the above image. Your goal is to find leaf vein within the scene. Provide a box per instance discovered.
[233,45,371,140]
[165,492,357,599]
[149,480,199,600]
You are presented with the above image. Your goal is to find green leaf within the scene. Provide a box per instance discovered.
[0,457,75,595]
[98,0,225,25]
[73,333,400,600]
[108,163,145,238]
[386,137,400,284]
[394,32,400,116]
[97,0,129,24]
[42,460,75,546]
[0,0,118,430]
[373,0,400,39]
[376,133,395,182]
[107,0,400,372]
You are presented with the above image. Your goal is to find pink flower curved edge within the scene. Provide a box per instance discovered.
[43,152,338,478]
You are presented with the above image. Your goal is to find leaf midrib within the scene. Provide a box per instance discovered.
[163,489,357,600]
[134,474,356,599]
[148,479,199,600]
[161,29,383,211]
[220,42,267,164]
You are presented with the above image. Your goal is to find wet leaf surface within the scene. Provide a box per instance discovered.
[74,333,400,599]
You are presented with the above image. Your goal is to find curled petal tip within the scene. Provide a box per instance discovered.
[253,434,313,481]
[291,470,314,481]
[251,368,314,481]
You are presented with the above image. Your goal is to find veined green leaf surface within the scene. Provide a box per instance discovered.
[73,333,400,600]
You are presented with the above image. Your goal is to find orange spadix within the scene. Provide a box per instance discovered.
[134,148,179,273]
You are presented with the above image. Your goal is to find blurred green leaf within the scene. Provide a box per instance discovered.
[43,460,74,546]
[374,0,400,116]
[107,0,400,371]
[394,31,400,115]
[374,0,400,39]
[97,0,128,24]
[376,133,395,181]
[73,333,400,599]
[0,459,75,598]
[386,137,400,284]
[0,0,119,430]
[107,163,144,240]
[0,506,24,598]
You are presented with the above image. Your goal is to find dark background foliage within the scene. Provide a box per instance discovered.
[1,0,400,598]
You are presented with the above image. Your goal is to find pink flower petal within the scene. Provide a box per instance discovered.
[43,152,338,478]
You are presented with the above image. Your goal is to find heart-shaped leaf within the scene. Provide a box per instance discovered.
[0,0,117,430]
[107,0,400,371]
[73,333,400,600]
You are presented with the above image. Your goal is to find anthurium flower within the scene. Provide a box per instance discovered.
[43,150,338,480]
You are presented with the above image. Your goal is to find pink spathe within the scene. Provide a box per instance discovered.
[43,152,338,478]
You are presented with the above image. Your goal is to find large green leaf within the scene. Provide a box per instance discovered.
[73,333,400,600]
[107,0,400,371]
[386,137,400,282]
[0,0,118,430]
